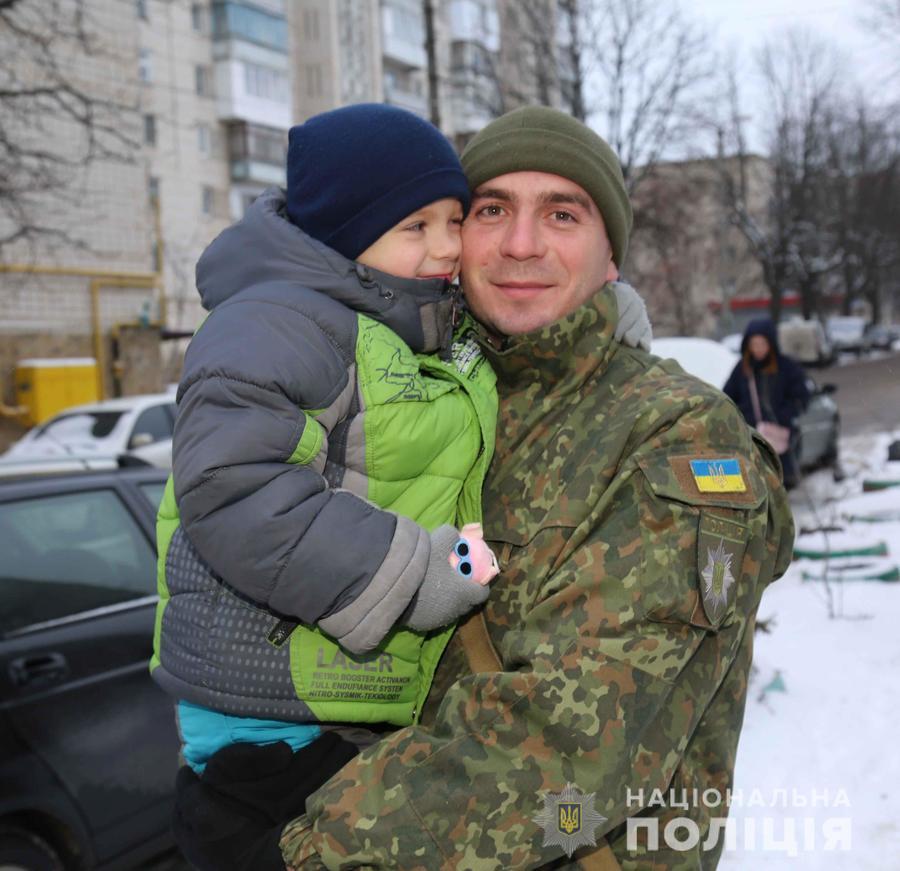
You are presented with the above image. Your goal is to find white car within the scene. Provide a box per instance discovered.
[826,316,871,356]
[651,337,840,472]
[0,394,176,476]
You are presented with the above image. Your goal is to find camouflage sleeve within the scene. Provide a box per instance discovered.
[286,416,791,869]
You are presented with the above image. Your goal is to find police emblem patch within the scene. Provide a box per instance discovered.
[700,539,736,624]
[533,783,606,857]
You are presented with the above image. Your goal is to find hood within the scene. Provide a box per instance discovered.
[741,317,780,356]
[195,188,456,355]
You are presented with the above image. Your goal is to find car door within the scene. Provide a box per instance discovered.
[0,479,179,865]
[796,378,832,467]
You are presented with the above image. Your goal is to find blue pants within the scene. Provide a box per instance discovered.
[176,701,320,774]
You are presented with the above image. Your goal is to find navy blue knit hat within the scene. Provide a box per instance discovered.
[286,104,471,260]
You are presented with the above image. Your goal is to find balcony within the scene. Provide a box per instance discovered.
[384,85,428,117]
[227,122,287,185]
[446,0,500,52]
[381,0,426,69]
[383,66,428,118]
[211,2,290,127]
[213,50,291,128]
[212,1,288,53]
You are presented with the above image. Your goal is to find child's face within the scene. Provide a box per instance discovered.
[356,197,463,282]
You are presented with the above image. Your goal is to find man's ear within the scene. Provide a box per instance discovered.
[606,258,619,282]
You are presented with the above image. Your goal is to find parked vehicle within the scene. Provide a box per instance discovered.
[864,323,900,351]
[0,468,179,870]
[651,337,840,471]
[776,318,835,367]
[0,394,176,477]
[826,316,871,356]
[719,332,743,354]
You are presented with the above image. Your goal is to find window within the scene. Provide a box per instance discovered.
[139,49,153,83]
[148,175,160,205]
[243,61,288,103]
[303,8,320,40]
[129,404,174,447]
[305,64,322,98]
[143,113,156,146]
[197,123,211,155]
[382,2,424,45]
[35,411,124,442]
[195,64,213,97]
[229,123,286,165]
[140,482,167,510]
[137,0,148,20]
[0,489,157,636]
[191,2,206,32]
[202,185,215,215]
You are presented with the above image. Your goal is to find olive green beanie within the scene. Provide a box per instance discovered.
[460,106,632,267]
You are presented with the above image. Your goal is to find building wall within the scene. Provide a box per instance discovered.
[139,0,233,336]
[0,0,295,412]
[627,155,774,338]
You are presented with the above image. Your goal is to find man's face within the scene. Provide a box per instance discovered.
[460,171,619,336]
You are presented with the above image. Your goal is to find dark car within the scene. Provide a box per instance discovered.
[0,468,179,870]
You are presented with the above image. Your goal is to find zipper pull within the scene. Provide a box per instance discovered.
[440,284,462,362]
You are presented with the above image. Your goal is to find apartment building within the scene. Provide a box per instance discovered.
[0,0,585,413]
[289,0,434,124]
[1,0,295,407]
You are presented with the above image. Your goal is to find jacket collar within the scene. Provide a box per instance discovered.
[475,284,620,398]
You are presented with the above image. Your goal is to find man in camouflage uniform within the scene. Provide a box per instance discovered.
[274,107,794,870]
[169,107,791,869]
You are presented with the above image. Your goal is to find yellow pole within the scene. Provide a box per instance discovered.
[89,275,158,398]
[0,264,164,400]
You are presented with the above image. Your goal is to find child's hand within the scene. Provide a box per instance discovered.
[449,523,499,586]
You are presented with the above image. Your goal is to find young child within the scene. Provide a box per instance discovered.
[149,104,499,863]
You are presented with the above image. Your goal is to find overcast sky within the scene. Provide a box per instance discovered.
[693,0,894,87]
[687,0,896,150]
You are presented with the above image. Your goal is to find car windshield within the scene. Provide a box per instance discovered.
[35,411,124,442]
[829,319,864,336]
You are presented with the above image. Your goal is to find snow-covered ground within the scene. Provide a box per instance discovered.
[720,430,900,868]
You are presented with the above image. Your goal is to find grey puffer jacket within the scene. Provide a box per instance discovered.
[150,189,498,724]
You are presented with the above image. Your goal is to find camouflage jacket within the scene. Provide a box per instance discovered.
[282,285,794,870]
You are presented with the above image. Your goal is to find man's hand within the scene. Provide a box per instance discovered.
[280,815,325,869]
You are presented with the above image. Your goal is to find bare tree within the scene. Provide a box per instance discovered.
[824,99,900,321]
[446,0,713,186]
[574,0,715,192]
[0,0,139,257]
[861,0,900,49]
[707,32,845,323]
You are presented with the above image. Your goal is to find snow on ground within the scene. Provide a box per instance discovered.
[720,430,900,868]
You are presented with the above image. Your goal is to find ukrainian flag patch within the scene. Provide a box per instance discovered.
[690,458,747,493]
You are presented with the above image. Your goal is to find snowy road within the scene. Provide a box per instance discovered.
[816,350,900,435]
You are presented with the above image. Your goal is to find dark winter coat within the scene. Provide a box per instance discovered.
[723,318,810,431]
